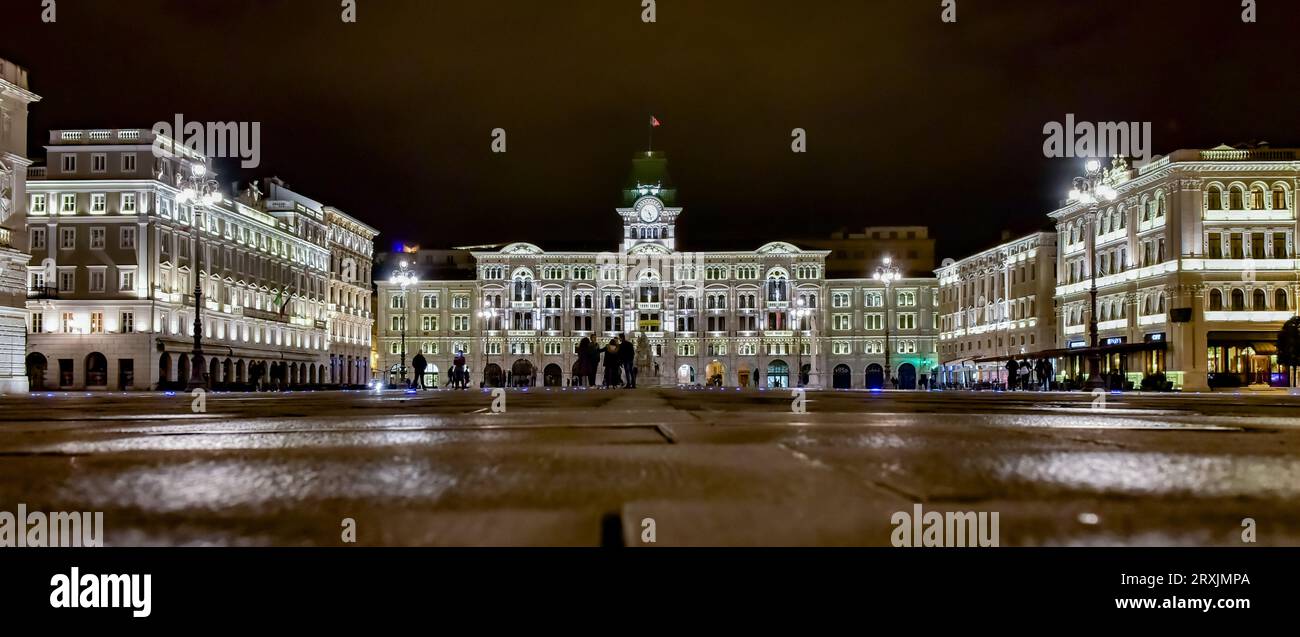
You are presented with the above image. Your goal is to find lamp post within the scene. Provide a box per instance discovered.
[390,260,417,388]
[1068,159,1118,390]
[177,162,222,391]
[874,256,901,389]
[478,301,499,387]
[794,298,812,387]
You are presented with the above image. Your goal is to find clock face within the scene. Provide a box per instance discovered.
[638,202,660,223]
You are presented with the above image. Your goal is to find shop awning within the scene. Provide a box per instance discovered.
[971,340,1167,364]
[1208,331,1280,356]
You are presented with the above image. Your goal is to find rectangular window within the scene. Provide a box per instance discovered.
[898,313,916,330]
[30,194,47,214]
[61,312,74,333]
[61,154,76,173]
[30,228,46,250]
[122,153,137,172]
[61,193,77,214]
[30,312,44,334]
[90,312,104,333]
[90,227,106,249]
[60,228,76,249]
[119,270,135,291]
[865,313,883,330]
[453,315,470,331]
[421,315,438,331]
[833,314,852,331]
[122,193,137,213]
[89,269,106,292]
[121,226,137,249]
[422,293,438,309]
[91,194,106,213]
[121,312,135,333]
[91,153,107,173]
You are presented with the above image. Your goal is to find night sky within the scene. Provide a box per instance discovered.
[5,0,1298,262]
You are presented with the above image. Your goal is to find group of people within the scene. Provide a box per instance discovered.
[1004,358,1055,391]
[408,350,471,391]
[574,333,638,389]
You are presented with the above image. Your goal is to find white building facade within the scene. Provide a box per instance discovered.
[935,232,1058,387]
[22,128,373,390]
[0,59,40,393]
[376,152,940,390]
[1050,150,1299,391]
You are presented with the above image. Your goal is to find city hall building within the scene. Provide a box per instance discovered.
[20,127,376,390]
[376,152,940,390]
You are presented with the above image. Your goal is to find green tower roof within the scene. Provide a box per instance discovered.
[622,151,677,205]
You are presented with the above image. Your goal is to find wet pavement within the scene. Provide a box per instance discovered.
[1,386,1297,546]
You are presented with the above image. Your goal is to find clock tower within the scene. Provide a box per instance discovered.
[618,151,682,254]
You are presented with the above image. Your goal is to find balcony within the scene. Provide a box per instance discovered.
[243,307,292,324]
[28,286,58,300]
[0,227,10,248]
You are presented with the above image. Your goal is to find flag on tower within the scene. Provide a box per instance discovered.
[650,116,661,128]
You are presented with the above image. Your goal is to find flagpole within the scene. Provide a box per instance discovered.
[648,116,653,153]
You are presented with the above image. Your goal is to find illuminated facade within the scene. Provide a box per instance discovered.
[1050,149,1299,391]
[0,59,40,393]
[21,128,373,390]
[935,231,1058,387]
[376,152,940,390]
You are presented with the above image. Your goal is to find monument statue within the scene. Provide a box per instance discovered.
[635,332,655,387]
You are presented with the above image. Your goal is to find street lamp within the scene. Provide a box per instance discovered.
[176,162,223,391]
[793,297,812,387]
[477,302,499,387]
[873,255,901,389]
[1068,159,1118,390]
[389,260,417,387]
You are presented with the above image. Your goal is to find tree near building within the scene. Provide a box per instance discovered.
[1277,317,1300,388]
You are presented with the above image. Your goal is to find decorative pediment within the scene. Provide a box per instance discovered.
[755,241,801,254]
[500,242,544,255]
[628,243,672,255]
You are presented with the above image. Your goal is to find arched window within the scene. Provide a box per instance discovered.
[1156,194,1167,217]
[1157,293,1166,314]
[1142,198,1152,221]
[766,271,788,303]
[1231,289,1246,311]
[1276,289,1289,311]
[638,271,661,304]
[1273,186,1287,210]
[512,272,534,303]
[1251,186,1266,210]
[1253,289,1267,311]
[1209,289,1224,311]
[1207,186,1223,210]
[1229,186,1245,210]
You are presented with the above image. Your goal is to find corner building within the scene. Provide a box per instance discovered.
[376,152,940,390]
[22,127,374,390]
[1050,149,1300,391]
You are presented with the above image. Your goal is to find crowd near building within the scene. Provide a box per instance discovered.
[3,55,1299,393]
